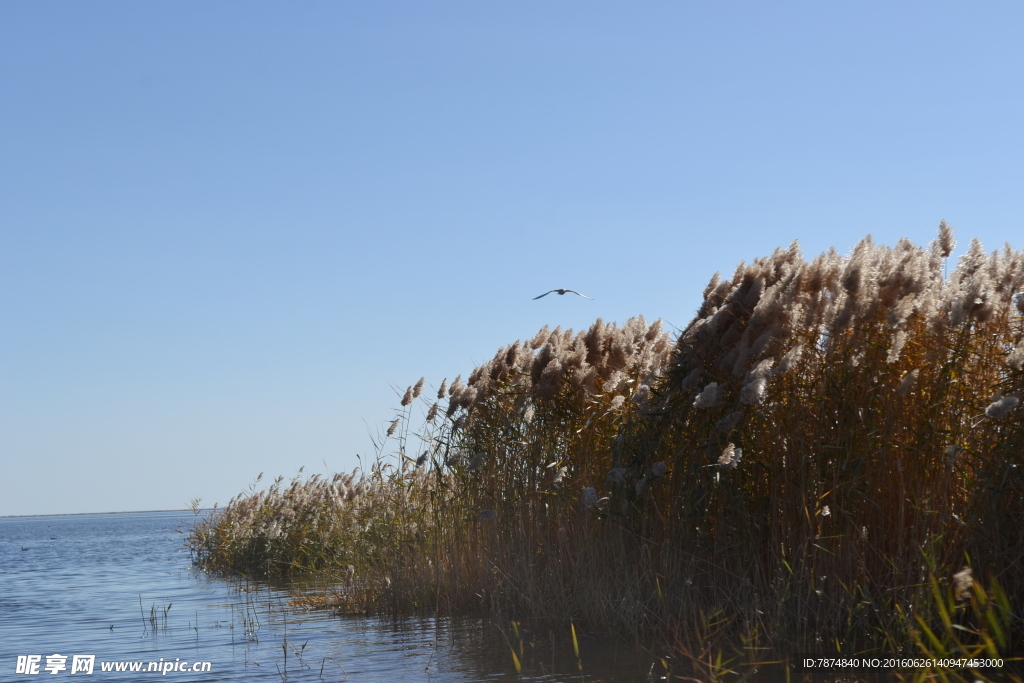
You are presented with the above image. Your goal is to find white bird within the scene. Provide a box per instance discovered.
[533,289,593,300]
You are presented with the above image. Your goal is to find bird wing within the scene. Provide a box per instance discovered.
[565,290,593,299]
[532,291,555,300]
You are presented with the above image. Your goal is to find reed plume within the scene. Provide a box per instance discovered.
[189,223,1023,660]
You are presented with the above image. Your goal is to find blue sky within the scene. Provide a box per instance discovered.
[2,2,1022,516]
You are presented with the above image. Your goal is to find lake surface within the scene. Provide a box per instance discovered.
[0,511,674,682]
[5,511,1007,682]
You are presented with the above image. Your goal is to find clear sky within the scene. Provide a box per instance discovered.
[2,2,1022,516]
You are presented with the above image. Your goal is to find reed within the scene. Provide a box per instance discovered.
[613,228,1024,658]
[187,225,1023,662]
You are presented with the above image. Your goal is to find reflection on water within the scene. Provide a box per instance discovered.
[0,511,670,681]
[1,511,941,682]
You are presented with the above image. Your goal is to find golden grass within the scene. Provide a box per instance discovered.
[187,225,1024,663]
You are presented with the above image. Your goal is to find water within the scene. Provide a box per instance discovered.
[0,511,664,682]
[7,512,1005,682]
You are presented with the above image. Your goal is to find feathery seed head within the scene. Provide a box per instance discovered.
[446,397,461,418]
[953,567,973,602]
[387,418,400,436]
[401,386,414,406]
[937,220,957,259]
[602,370,624,394]
[1010,342,1024,371]
[740,377,768,406]
[702,272,721,300]
[536,358,565,401]
[529,326,551,350]
[887,330,909,364]
[693,382,720,409]
[571,365,599,391]
[718,443,742,469]
[776,345,803,374]
[413,377,425,398]
[745,358,775,383]
[986,395,1019,419]
[437,378,448,398]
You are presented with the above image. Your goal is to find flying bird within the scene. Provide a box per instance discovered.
[533,289,593,300]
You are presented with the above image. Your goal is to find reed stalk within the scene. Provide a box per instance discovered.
[187,225,1024,661]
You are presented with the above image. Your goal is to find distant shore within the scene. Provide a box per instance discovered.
[1,509,189,519]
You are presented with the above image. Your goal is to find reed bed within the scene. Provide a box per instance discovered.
[188,225,1023,665]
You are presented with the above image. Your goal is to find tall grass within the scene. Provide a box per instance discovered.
[188,316,672,616]
[612,227,1023,657]
[188,225,1023,659]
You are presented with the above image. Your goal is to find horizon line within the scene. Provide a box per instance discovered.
[0,508,192,520]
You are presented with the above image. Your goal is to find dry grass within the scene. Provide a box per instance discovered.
[187,225,1024,663]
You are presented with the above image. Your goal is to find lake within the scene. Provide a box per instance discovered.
[0,510,675,682]
[5,510,988,682]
